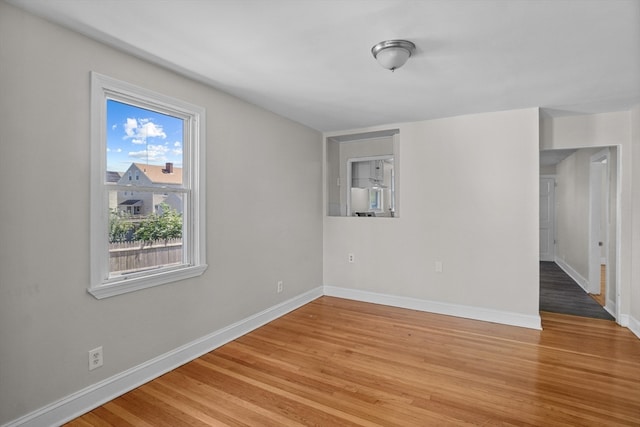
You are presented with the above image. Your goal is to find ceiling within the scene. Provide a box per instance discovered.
[539,149,577,167]
[7,0,640,133]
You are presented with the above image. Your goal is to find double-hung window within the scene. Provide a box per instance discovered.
[90,72,206,298]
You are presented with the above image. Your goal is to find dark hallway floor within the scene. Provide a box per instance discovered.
[539,261,614,320]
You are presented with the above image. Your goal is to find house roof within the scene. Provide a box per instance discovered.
[119,199,142,206]
[106,171,122,183]
[133,163,182,185]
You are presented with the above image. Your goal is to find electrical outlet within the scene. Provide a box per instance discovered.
[277,280,284,293]
[348,253,355,263]
[89,346,103,371]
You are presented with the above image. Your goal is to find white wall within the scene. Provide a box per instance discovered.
[324,109,541,323]
[0,3,322,424]
[555,148,601,281]
[540,164,556,175]
[554,147,618,305]
[540,110,633,324]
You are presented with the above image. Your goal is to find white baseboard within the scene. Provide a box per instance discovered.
[619,313,629,327]
[627,315,640,339]
[554,258,590,291]
[323,286,542,330]
[3,287,323,427]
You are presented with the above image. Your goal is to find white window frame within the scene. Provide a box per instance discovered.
[90,72,207,299]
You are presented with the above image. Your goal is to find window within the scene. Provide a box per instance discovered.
[90,72,206,298]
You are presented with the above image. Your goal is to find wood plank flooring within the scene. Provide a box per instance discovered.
[539,262,614,320]
[66,297,640,426]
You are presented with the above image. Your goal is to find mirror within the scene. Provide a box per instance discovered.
[327,129,399,217]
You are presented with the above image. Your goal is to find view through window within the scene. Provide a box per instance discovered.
[106,100,186,277]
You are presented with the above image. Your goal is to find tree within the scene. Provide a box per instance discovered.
[134,203,182,245]
[108,209,134,243]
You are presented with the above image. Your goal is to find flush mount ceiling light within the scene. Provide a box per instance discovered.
[371,40,416,71]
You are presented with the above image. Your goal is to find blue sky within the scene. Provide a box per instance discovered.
[107,100,183,172]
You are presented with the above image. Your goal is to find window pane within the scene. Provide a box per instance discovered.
[106,99,184,180]
[105,100,186,277]
[108,190,185,277]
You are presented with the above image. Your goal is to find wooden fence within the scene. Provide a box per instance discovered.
[109,239,183,274]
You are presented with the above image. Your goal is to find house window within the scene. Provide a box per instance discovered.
[90,72,207,299]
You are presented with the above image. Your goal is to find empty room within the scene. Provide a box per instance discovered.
[1,1,640,426]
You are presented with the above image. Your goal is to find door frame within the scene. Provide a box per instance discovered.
[539,175,556,262]
[588,149,609,295]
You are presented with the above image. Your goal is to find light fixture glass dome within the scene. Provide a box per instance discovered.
[371,40,416,71]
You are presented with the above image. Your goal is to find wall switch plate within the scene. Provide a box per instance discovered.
[277,281,284,293]
[89,346,103,371]
[348,253,355,263]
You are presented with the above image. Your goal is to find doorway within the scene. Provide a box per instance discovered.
[539,146,619,321]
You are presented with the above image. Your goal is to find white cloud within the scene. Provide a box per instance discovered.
[123,117,166,143]
[124,118,138,138]
[128,144,171,162]
[140,121,166,139]
[174,141,181,147]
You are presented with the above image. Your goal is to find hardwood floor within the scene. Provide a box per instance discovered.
[539,261,613,320]
[66,297,640,426]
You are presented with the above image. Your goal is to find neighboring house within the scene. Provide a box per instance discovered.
[116,162,183,216]
[106,170,122,211]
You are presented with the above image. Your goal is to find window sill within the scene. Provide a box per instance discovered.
[88,264,208,299]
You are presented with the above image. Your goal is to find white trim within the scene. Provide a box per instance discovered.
[554,258,590,292]
[539,176,556,262]
[627,315,640,339]
[588,148,609,295]
[323,286,542,330]
[88,264,208,299]
[618,313,629,327]
[3,288,323,427]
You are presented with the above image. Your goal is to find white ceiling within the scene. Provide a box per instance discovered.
[539,149,577,167]
[7,0,640,132]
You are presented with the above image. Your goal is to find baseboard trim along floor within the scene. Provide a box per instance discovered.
[324,286,542,330]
